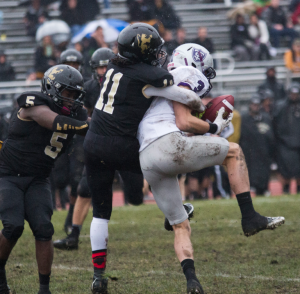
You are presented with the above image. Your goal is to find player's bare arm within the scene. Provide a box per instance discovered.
[20,105,89,136]
[173,101,209,134]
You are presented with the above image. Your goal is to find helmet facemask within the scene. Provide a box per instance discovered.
[43,78,85,116]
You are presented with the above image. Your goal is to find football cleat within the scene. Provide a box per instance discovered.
[0,283,12,294]
[53,235,79,250]
[242,212,285,237]
[91,277,108,294]
[37,290,51,294]
[164,203,194,231]
[187,279,204,294]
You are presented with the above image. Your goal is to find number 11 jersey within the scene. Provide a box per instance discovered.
[90,61,174,137]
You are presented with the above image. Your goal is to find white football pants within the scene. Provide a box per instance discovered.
[140,132,229,225]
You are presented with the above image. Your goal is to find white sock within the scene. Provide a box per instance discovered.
[90,217,109,251]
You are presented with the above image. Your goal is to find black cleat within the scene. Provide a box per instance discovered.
[164,203,195,231]
[38,290,51,294]
[0,283,12,294]
[91,277,108,294]
[53,235,79,250]
[187,279,204,294]
[242,212,285,237]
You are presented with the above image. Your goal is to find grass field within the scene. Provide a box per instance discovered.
[1,195,300,294]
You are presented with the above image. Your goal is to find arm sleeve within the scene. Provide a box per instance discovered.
[143,84,205,112]
[52,115,89,136]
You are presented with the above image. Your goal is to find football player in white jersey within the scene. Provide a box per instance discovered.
[138,44,285,294]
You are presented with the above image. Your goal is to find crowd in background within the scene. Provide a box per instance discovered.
[1,0,300,206]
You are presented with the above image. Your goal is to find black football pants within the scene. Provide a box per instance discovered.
[84,130,143,220]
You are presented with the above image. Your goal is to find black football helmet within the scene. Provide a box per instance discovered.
[89,48,116,81]
[59,49,83,72]
[117,23,167,66]
[42,65,85,116]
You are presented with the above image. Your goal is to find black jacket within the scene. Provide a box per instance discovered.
[257,78,286,103]
[230,23,251,48]
[153,1,181,30]
[192,37,214,53]
[0,62,15,82]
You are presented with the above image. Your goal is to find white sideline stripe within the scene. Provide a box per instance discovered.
[222,99,234,111]
[52,266,300,282]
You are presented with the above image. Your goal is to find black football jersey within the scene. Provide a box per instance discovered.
[90,62,174,137]
[0,91,87,177]
[84,79,100,111]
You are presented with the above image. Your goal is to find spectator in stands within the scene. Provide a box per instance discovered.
[24,0,49,37]
[25,68,37,85]
[192,27,214,54]
[60,0,83,35]
[240,95,275,196]
[34,35,57,79]
[257,66,286,102]
[284,38,300,73]
[262,0,298,48]
[248,13,271,60]
[127,0,155,22]
[230,14,254,61]
[260,89,275,118]
[153,0,181,30]
[273,83,300,194]
[163,29,175,56]
[0,51,15,82]
[164,27,187,56]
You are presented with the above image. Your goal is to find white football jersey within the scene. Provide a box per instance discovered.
[137,66,210,152]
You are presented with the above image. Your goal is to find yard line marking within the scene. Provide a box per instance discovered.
[52,266,300,282]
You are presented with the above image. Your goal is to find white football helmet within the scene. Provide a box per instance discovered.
[167,43,216,80]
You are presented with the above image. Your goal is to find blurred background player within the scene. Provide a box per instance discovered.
[51,49,85,237]
[240,94,275,196]
[273,82,300,194]
[53,48,144,250]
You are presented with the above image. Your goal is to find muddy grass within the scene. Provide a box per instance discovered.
[2,195,300,293]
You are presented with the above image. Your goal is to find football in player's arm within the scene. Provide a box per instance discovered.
[0,65,89,294]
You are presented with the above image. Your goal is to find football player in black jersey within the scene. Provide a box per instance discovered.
[54,48,145,250]
[60,48,84,72]
[0,65,90,294]
[83,23,206,294]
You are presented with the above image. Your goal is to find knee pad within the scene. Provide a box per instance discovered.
[33,223,54,241]
[2,224,24,241]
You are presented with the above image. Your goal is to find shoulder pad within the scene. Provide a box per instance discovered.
[17,91,53,109]
[170,66,209,97]
[132,63,174,88]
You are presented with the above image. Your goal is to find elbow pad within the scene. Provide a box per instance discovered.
[52,115,89,136]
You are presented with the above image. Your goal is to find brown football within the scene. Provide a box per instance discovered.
[201,95,234,122]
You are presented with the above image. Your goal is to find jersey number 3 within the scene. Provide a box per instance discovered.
[95,68,123,114]
[44,132,68,159]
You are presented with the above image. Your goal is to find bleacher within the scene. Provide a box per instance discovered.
[0,0,292,110]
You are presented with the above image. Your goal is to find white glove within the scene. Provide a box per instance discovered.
[213,107,233,135]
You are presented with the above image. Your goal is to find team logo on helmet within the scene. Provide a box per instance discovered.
[48,67,63,81]
[192,48,206,66]
[137,34,152,54]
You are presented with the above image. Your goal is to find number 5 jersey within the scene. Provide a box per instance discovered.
[0,91,87,177]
